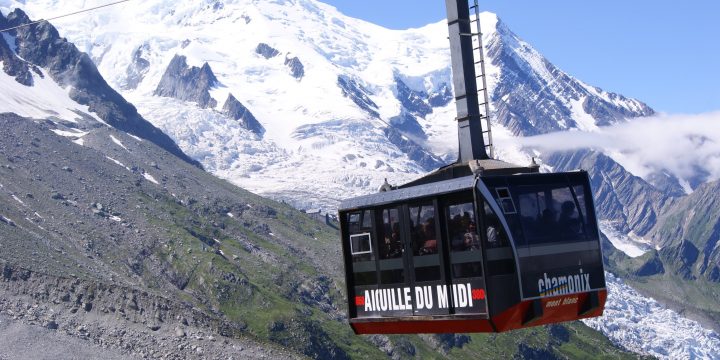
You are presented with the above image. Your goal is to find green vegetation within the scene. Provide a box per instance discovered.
[132,184,637,358]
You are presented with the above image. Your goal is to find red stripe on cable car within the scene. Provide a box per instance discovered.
[352,319,494,334]
[349,290,606,334]
[492,290,607,332]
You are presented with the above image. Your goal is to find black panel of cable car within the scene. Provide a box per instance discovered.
[482,173,605,300]
[346,210,376,287]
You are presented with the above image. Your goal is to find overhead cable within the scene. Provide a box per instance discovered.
[0,0,132,33]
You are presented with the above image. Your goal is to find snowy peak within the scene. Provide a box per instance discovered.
[8,0,654,210]
[487,16,654,136]
[0,8,199,166]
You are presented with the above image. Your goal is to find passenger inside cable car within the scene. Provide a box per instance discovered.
[340,172,606,334]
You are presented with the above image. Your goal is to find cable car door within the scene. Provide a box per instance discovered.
[405,200,450,316]
[444,195,489,315]
[373,207,414,317]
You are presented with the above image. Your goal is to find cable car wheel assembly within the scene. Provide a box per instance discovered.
[338,0,606,335]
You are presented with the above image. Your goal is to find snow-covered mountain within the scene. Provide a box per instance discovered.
[3,1,719,358]
[0,6,198,166]
[5,0,652,212]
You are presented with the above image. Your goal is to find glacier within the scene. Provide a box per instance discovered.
[584,273,720,360]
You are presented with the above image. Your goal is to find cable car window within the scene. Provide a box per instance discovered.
[362,210,373,228]
[572,184,597,239]
[448,203,479,251]
[410,204,438,256]
[348,213,361,227]
[572,185,587,223]
[515,185,587,245]
[409,204,441,282]
[378,207,405,284]
[552,188,584,242]
[495,187,516,214]
[447,202,483,278]
[348,210,375,259]
[350,233,372,255]
[483,201,509,248]
[516,190,550,245]
[379,209,403,259]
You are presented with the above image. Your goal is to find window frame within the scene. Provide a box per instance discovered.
[444,198,484,279]
[349,232,374,256]
[495,187,517,214]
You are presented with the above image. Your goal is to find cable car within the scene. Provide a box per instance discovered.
[338,0,606,334]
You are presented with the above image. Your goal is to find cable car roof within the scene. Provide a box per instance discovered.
[398,159,537,188]
[339,175,476,211]
[340,158,540,211]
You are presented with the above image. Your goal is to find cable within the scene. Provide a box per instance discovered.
[0,0,132,33]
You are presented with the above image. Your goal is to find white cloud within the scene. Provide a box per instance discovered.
[517,111,720,187]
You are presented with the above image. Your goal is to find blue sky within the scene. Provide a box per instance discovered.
[322,1,719,114]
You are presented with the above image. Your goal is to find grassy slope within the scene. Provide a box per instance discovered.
[0,118,638,359]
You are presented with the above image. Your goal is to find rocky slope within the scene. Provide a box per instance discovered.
[0,113,336,358]
[0,108,635,360]
[0,313,134,360]
[649,179,720,279]
[628,179,720,330]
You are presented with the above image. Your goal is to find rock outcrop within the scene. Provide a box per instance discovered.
[255,43,279,59]
[394,75,433,118]
[154,54,218,109]
[123,44,151,90]
[337,75,378,118]
[222,94,265,136]
[284,55,304,79]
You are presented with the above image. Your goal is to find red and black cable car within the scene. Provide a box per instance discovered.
[338,0,606,334]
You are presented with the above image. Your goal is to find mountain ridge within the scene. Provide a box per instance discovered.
[1,1,719,358]
[0,8,201,168]
[5,0,655,212]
